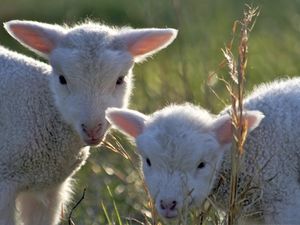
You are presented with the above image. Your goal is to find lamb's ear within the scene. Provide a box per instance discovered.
[213,110,265,145]
[4,20,65,58]
[106,108,148,138]
[117,28,178,62]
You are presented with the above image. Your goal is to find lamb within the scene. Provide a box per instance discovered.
[0,20,177,225]
[106,78,300,224]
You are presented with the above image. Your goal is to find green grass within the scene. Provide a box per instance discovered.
[2,0,300,224]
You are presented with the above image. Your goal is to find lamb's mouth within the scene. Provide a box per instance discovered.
[84,138,103,146]
[83,133,105,147]
[160,198,194,219]
[164,214,178,219]
[160,209,179,219]
[82,123,110,147]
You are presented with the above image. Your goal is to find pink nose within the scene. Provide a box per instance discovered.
[81,123,102,139]
[160,199,177,211]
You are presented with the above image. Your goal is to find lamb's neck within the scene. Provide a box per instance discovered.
[38,106,86,152]
[33,77,86,153]
[209,151,263,216]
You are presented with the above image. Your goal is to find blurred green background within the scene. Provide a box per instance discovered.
[1,0,300,224]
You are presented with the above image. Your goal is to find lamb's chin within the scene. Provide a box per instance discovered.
[81,132,105,147]
[161,213,178,219]
[156,209,178,220]
[84,138,103,147]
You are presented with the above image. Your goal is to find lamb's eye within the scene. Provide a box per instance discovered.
[146,158,151,167]
[197,162,205,169]
[116,76,124,85]
[59,75,67,85]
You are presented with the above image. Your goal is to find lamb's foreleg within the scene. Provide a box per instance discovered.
[17,179,73,225]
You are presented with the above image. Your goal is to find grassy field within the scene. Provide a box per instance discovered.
[1,0,300,224]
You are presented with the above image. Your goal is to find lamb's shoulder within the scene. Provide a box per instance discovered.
[20,127,89,191]
[1,108,89,190]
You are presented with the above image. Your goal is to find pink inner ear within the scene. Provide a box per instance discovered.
[10,25,54,54]
[247,114,258,130]
[215,119,233,145]
[128,33,173,56]
[110,113,144,138]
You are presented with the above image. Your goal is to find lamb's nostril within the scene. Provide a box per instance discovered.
[170,201,177,210]
[81,124,87,133]
[92,123,102,135]
[81,123,103,138]
[160,200,166,210]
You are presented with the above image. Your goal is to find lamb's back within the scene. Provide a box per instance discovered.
[248,79,300,192]
[244,78,300,171]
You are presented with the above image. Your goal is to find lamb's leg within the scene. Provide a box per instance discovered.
[0,182,17,225]
[17,179,73,225]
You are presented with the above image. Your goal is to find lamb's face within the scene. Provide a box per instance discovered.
[5,20,177,147]
[106,104,264,219]
[136,124,224,219]
[49,37,133,146]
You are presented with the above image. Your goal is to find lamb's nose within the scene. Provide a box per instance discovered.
[81,123,102,139]
[160,199,177,211]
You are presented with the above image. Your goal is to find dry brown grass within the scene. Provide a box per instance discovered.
[219,5,260,225]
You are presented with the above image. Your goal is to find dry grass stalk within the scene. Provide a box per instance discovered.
[68,188,87,225]
[221,5,260,225]
[103,133,159,225]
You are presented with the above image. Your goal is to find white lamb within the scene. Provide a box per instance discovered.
[0,20,177,225]
[106,78,300,224]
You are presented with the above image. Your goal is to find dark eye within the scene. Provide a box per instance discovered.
[116,76,124,85]
[146,158,151,167]
[197,162,205,169]
[59,75,67,85]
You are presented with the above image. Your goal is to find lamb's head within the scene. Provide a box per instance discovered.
[106,104,264,219]
[4,20,177,146]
